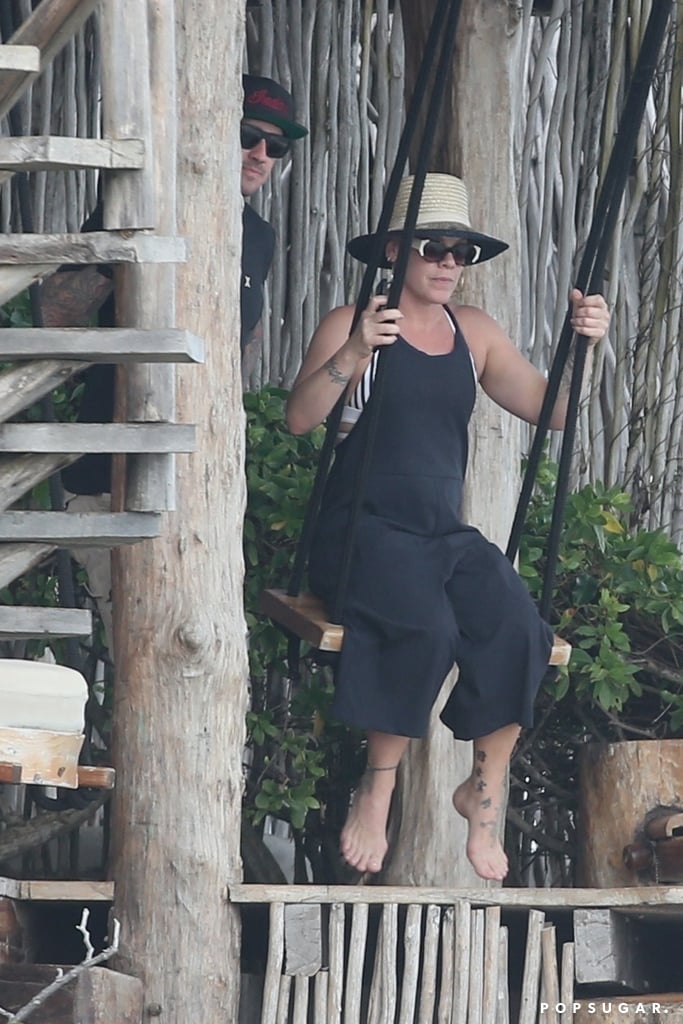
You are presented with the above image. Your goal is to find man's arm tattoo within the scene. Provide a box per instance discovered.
[324,355,351,387]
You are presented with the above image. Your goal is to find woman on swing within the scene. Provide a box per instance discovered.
[286,173,609,881]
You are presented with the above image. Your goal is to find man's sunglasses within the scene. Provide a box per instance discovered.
[411,237,481,266]
[240,122,291,159]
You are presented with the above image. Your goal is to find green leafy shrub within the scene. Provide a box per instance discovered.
[519,457,683,733]
[243,388,364,868]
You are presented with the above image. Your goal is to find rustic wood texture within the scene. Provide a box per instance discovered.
[0,511,161,545]
[326,902,344,1023]
[0,422,195,453]
[578,740,683,887]
[0,267,56,306]
[0,726,83,787]
[574,995,683,1024]
[0,359,89,423]
[397,903,421,1024]
[0,454,80,512]
[261,902,285,1024]
[0,326,204,362]
[283,904,321,977]
[0,136,144,180]
[0,543,55,589]
[108,8,246,1024]
[0,231,186,265]
[77,765,115,789]
[0,607,92,639]
[0,964,140,1024]
[540,925,560,1024]
[344,902,368,1024]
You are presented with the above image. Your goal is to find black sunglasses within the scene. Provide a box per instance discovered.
[240,122,291,159]
[411,237,481,266]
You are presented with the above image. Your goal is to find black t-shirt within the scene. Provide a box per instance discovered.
[240,202,275,350]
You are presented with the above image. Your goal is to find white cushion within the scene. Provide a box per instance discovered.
[0,659,87,733]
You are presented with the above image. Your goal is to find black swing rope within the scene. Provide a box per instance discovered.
[284,0,462,676]
[505,0,674,623]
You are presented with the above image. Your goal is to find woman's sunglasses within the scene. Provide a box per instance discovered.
[240,122,291,159]
[411,237,481,266]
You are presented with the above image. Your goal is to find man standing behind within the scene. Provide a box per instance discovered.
[240,73,307,386]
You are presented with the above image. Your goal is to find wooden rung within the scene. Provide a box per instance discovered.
[0,607,92,640]
[0,761,22,784]
[260,588,572,664]
[0,727,83,787]
[0,511,162,545]
[0,231,186,266]
[0,876,114,902]
[0,327,205,363]
[0,422,196,454]
[0,136,145,174]
[78,765,115,789]
[0,45,40,73]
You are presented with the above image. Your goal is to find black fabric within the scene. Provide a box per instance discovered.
[308,314,552,741]
[241,203,275,350]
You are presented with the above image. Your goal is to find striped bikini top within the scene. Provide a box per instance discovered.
[337,306,477,440]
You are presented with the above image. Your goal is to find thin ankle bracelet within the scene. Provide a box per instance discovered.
[366,763,399,772]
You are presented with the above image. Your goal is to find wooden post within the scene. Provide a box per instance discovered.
[577,740,683,886]
[109,3,247,1023]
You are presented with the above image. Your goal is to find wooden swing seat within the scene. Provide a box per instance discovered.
[260,588,572,665]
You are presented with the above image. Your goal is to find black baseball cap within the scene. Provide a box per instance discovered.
[242,74,308,140]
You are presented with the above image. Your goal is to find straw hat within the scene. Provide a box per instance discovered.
[347,172,508,268]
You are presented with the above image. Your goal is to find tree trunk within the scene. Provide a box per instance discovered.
[109,1,246,1020]
[386,0,528,887]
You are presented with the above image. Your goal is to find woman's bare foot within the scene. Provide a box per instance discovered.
[340,767,397,874]
[452,776,509,881]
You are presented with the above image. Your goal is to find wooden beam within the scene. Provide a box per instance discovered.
[0,359,87,424]
[0,762,22,784]
[228,883,683,911]
[1,0,102,121]
[0,266,55,306]
[0,327,204,363]
[0,422,196,453]
[0,136,145,184]
[0,511,162,544]
[0,454,80,513]
[0,544,55,589]
[0,606,92,639]
[574,909,650,992]
[0,231,186,266]
[0,877,114,901]
[77,765,116,789]
[0,726,83,787]
[0,45,40,72]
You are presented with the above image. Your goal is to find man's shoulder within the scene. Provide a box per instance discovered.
[243,202,275,244]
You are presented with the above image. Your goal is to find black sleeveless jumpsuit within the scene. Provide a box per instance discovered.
[308,311,553,741]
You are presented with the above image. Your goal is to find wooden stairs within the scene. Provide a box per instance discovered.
[0,0,205,643]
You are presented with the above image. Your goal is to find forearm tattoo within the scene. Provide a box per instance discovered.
[324,355,351,387]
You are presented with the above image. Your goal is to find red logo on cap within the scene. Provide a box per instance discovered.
[247,88,289,115]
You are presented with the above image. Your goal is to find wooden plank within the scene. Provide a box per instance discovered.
[481,905,501,1024]
[0,45,40,72]
[0,877,114,901]
[1,0,103,121]
[0,136,145,174]
[467,908,484,1024]
[259,589,570,663]
[397,904,422,1024]
[261,902,285,1024]
[344,902,368,1024]
[283,904,321,977]
[291,976,308,1024]
[0,327,204,363]
[0,266,55,306]
[573,908,650,991]
[560,943,574,1024]
[496,926,509,1024]
[0,607,92,639]
[0,423,195,454]
[228,883,683,910]
[437,905,455,1023]
[0,544,55,590]
[540,925,560,1024]
[514,908,544,1024]
[0,511,162,545]
[0,232,186,266]
[453,900,471,1024]
[0,454,80,513]
[313,971,327,1022]
[0,727,83,787]
[77,765,115,789]
[417,904,440,1024]
[327,903,344,1023]
[380,903,398,1023]
[0,359,88,425]
[274,976,291,1024]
